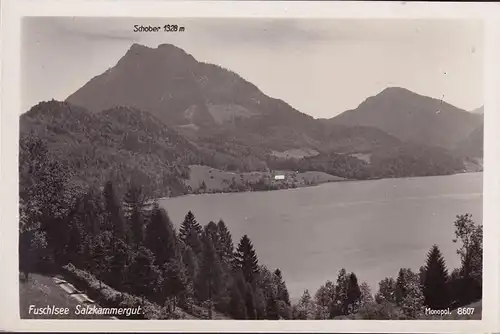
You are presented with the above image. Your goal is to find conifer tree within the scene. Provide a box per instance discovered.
[179,211,203,254]
[266,296,280,319]
[333,268,349,316]
[273,268,291,306]
[229,282,247,319]
[254,287,267,319]
[102,180,127,241]
[179,211,202,240]
[72,189,103,240]
[204,221,220,251]
[346,272,362,314]
[144,204,178,266]
[217,219,234,265]
[245,283,256,319]
[293,290,315,319]
[124,183,148,247]
[423,245,450,309]
[234,235,259,283]
[419,265,427,289]
[395,268,409,306]
[196,232,223,304]
[182,245,199,292]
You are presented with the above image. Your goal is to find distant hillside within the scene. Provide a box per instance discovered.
[20,100,201,197]
[329,87,483,150]
[317,124,403,154]
[455,124,483,159]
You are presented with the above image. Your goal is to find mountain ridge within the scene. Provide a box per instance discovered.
[50,42,483,182]
[328,86,483,149]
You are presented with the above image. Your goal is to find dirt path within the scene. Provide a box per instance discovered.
[19,273,116,319]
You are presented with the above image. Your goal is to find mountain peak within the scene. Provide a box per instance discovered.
[377,86,421,99]
[126,43,191,57]
[330,86,483,149]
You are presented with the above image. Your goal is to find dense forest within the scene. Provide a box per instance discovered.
[19,133,483,320]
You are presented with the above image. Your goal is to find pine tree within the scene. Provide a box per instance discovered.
[229,283,247,319]
[395,268,410,306]
[73,189,103,240]
[102,180,127,241]
[195,232,223,305]
[423,245,450,309]
[266,296,280,319]
[204,221,220,252]
[217,219,234,265]
[179,211,203,254]
[245,283,256,319]
[144,204,178,266]
[234,235,259,283]
[273,268,291,306]
[254,287,267,319]
[346,272,362,314]
[333,268,349,316]
[124,183,148,247]
[419,265,427,289]
[293,290,315,319]
[65,202,86,267]
[179,211,202,241]
[182,245,199,294]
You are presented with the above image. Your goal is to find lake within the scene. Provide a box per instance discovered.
[159,172,483,300]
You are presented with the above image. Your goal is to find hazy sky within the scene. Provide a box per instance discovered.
[22,17,483,118]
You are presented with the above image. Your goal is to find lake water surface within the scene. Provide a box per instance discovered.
[159,172,483,300]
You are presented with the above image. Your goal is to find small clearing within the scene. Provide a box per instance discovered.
[186,165,345,193]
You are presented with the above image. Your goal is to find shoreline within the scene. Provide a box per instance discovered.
[157,170,483,202]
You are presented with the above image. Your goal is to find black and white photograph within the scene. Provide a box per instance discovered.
[2,1,500,331]
[16,15,486,321]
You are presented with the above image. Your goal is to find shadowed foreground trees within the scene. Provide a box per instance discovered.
[19,135,482,320]
[19,137,292,319]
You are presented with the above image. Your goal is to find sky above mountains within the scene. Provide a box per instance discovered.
[22,17,483,118]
